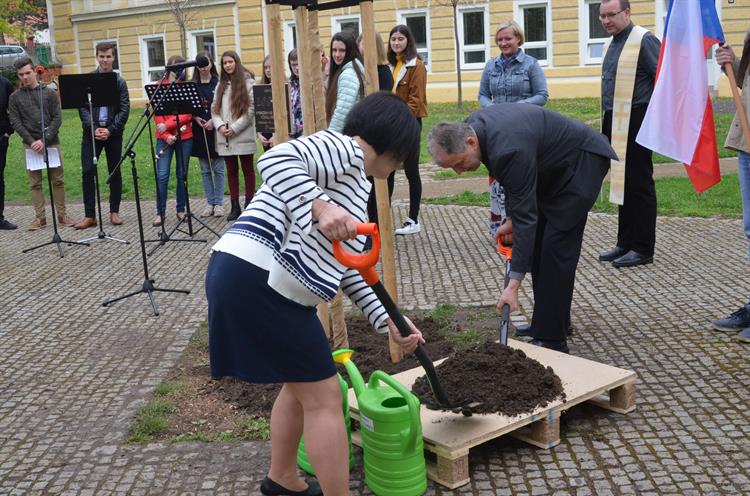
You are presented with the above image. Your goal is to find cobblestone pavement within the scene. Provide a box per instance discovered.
[1,200,749,495]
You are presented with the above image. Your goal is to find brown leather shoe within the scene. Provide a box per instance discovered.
[73,217,97,230]
[58,215,76,227]
[110,212,123,225]
[27,218,47,231]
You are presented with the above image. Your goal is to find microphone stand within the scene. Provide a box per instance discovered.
[79,90,128,244]
[23,72,89,257]
[102,73,189,315]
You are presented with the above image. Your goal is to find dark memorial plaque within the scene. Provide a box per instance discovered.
[253,83,291,135]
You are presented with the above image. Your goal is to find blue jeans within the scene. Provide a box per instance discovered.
[199,156,225,206]
[738,151,750,259]
[155,139,192,217]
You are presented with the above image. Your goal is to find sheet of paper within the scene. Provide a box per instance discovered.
[25,148,61,171]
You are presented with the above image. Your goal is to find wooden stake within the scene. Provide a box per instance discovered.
[724,63,750,151]
[308,11,327,131]
[266,3,289,145]
[294,6,314,137]
[361,1,402,363]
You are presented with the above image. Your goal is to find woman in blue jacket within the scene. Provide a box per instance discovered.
[478,20,548,107]
[325,31,365,132]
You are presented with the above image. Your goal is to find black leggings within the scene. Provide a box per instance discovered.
[403,118,422,222]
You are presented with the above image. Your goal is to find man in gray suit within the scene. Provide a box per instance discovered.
[428,104,617,353]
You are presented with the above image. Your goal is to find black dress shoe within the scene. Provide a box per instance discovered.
[514,323,533,337]
[515,324,572,338]
[260,476,322,496]
[598,246,628,262]
[529,339,570,354]
[612,250,653,268]
[0,219,18,230]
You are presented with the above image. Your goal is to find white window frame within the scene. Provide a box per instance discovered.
[332,15,361,37]
[284,21,297,64]
[579,0,608,65]
[92,38,120,72]
[139,34,166,86]
[457,4,490,70]
[398,8,431,72]
[188,29,217,61]
[513,1,552,67]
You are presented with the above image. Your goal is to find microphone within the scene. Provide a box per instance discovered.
[35,65,45,82]
[165,55,210,72]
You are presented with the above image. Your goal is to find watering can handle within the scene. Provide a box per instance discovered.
[369,370,420,454]
[332,223,381,285]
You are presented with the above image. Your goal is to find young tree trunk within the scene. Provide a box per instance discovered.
[452,2,463,112]
[179,26,187,57]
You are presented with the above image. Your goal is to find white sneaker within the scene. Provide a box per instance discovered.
[213,205,225,217]
[200,204,214,217]
[395,218,421,235]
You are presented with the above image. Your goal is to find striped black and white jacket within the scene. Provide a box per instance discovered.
[211,130,389,333]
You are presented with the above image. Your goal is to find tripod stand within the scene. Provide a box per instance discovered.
[102,74,189,315]
[143,81,218,257]
[59,72,127,245]
[23,77,89,258]
[102,151,189,315]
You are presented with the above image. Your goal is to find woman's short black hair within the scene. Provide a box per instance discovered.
[343,91,420,165]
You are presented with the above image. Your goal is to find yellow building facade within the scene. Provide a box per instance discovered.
[48,0,747,104]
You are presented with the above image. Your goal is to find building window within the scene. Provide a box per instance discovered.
[284,21,297,61]
[581,0,609,64]
[140,35,166,83]
[515,1,551,66]
[333,16,361,38]
[457,5,489,69]
[191,31,216,61]
[94,39,119,71]
[398,10,431,70]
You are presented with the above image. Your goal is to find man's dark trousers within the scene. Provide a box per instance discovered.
[0,134,8,221]
[81,134,123,218]
[602,105,657,257]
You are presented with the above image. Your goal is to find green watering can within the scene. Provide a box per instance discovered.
[335,349,427,496]
[297,369,354,475]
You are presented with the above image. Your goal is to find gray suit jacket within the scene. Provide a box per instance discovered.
[466,104,617,274]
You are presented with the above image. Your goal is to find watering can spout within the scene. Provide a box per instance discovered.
[333,349,365,397]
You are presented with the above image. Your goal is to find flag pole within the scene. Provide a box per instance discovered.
[723,63,750,151]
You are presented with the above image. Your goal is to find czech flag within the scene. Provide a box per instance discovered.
[636,0,724,193]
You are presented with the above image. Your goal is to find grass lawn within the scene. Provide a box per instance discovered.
[424,173,743,219]
[4,98,738,206]
[4,108,263,204]
[428,97,737,180]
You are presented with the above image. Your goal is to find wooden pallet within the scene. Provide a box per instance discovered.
[347,339,636,489]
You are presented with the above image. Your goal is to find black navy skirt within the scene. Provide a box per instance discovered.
[206,251,337,383]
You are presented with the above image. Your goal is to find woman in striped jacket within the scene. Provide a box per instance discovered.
[206,93,423,496]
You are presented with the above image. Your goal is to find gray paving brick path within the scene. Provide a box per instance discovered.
[1,200,750,495]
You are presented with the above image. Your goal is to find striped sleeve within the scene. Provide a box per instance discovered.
[257,143,332,235]
[340,269,389,333]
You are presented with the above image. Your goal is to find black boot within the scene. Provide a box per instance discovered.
[227,199,241,221]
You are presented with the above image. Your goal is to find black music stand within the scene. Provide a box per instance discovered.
[22,79,90,258]
[144,82,219,257]
[59,72,128,245]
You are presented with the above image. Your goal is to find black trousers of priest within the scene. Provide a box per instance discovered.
[602,105,657,257]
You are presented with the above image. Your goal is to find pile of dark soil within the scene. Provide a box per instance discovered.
[207,315,456,417]
[411,341,566,416]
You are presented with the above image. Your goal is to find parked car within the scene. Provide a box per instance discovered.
[0,45,30,70]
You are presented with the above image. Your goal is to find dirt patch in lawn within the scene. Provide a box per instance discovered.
[411,341,566,416]
[134,305,526,442]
